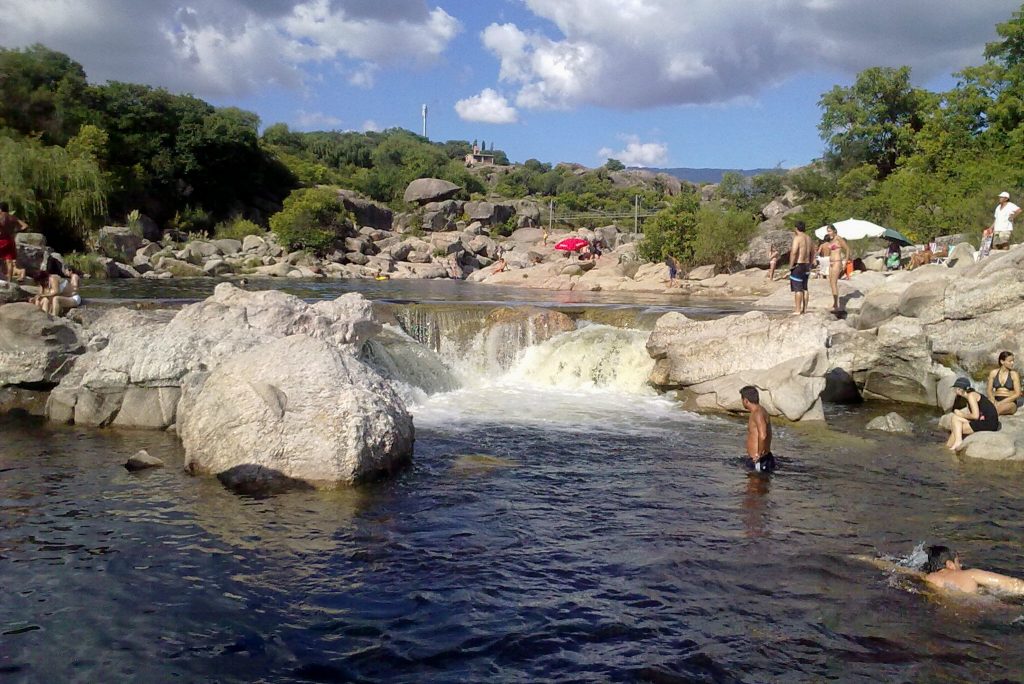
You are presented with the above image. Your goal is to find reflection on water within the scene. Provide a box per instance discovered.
[2,402,1023,682]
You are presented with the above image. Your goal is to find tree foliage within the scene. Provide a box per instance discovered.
[0,135,107,247]
[818,66,933,179]
[799,4,1024,244]
[269,187,352,254]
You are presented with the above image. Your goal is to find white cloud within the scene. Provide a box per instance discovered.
[348,63,378,89]
[294,110,342,130]
[598,136,668,167]
[454,88,519,124]
[361,119,381,132]
[479,0,1021,109]
[0,0,461,98]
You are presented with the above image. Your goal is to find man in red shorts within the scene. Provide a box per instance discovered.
[0,202,27,284]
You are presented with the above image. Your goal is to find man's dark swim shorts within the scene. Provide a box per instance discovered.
[745,452,776,473]
[789,263,811,292]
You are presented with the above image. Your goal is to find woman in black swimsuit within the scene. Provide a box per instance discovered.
[946,377,1000,451]
[986,351,1021,416]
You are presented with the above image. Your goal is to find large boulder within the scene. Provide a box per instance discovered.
[648,310,829,387]
[403,178,461,205]
[337,189,394,231]
[944,412,1024,461]
[682,351,827,421]
[738,230,793,269]
[421,199,461,232]
[179,335,414,488]
[464,200,514,226]
[647,310,830,420]
[97,226,144,262]
[828,316,954,406]
[45,284,382,429]
[0,303,85,386]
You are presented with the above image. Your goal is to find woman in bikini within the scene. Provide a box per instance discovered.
[766,245,779,280]
[986,351,1021,416]
[821,224,850,311]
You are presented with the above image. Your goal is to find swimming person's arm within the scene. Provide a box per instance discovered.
[964,569,1024,595]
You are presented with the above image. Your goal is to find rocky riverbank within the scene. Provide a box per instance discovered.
[646,242,1024,462]
[2,240,1021,491]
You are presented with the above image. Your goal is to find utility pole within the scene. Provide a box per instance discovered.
[549,200,554,233]
[421,104,428,138]
[633,195,640,235]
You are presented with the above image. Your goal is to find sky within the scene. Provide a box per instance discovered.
[0,0,1020,169]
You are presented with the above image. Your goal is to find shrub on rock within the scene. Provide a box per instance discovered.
[270,187,352,254]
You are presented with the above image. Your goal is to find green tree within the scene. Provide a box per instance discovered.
[604,158,626,171]
[0,135,107,248]
[636,191,700,262]
[269,187,351,253]
[818,66,934,178]
[687,207,758,268]
[0,44,89,144]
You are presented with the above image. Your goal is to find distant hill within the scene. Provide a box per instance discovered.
[636,167,782,184]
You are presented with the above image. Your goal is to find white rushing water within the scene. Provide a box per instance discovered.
[366,320,703,435]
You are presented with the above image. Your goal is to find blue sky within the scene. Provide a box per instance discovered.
[0,0,1018,168]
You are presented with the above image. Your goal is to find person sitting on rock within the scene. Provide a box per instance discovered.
[986,351,1021,416]
[945,377,1000,451]
[884,239,902,270]
[923,545,1024,595]
[35,266,82,317]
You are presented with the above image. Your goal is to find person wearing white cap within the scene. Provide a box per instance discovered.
[990,191,1021,247]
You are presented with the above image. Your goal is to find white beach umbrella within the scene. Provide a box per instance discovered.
[814,218,888,240]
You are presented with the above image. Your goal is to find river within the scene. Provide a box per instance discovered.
[1,278,1022,682]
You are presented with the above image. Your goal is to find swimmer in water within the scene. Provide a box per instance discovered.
[740,385,774,473]
[922,545,1024,595]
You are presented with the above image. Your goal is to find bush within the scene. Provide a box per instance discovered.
[63,251,108,278]
[169,205,212,235]
[685,207,758,269]
[269,187,350,254]
[214,217,264,241]
[636,192,700,262]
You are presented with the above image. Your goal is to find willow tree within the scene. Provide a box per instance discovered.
[0,134,108,244]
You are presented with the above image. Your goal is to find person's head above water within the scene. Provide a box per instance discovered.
[739,385,760,406]
[925,545,961,572]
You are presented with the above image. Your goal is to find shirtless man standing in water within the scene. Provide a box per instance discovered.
[923,545,1024,595]
[740,385,774,473]
[788,221,814,314]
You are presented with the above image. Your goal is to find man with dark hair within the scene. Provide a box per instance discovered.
[788,221,813,314]
[0,201,27,284]
[924,545,1024,594]
[740,385,774,473]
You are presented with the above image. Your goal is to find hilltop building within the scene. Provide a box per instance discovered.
[465,144,495,167]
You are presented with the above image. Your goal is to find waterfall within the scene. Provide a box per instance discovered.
[504,324,656,395]
[367,304,691,431]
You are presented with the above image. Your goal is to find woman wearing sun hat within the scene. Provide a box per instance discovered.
[945,377,1000,451]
